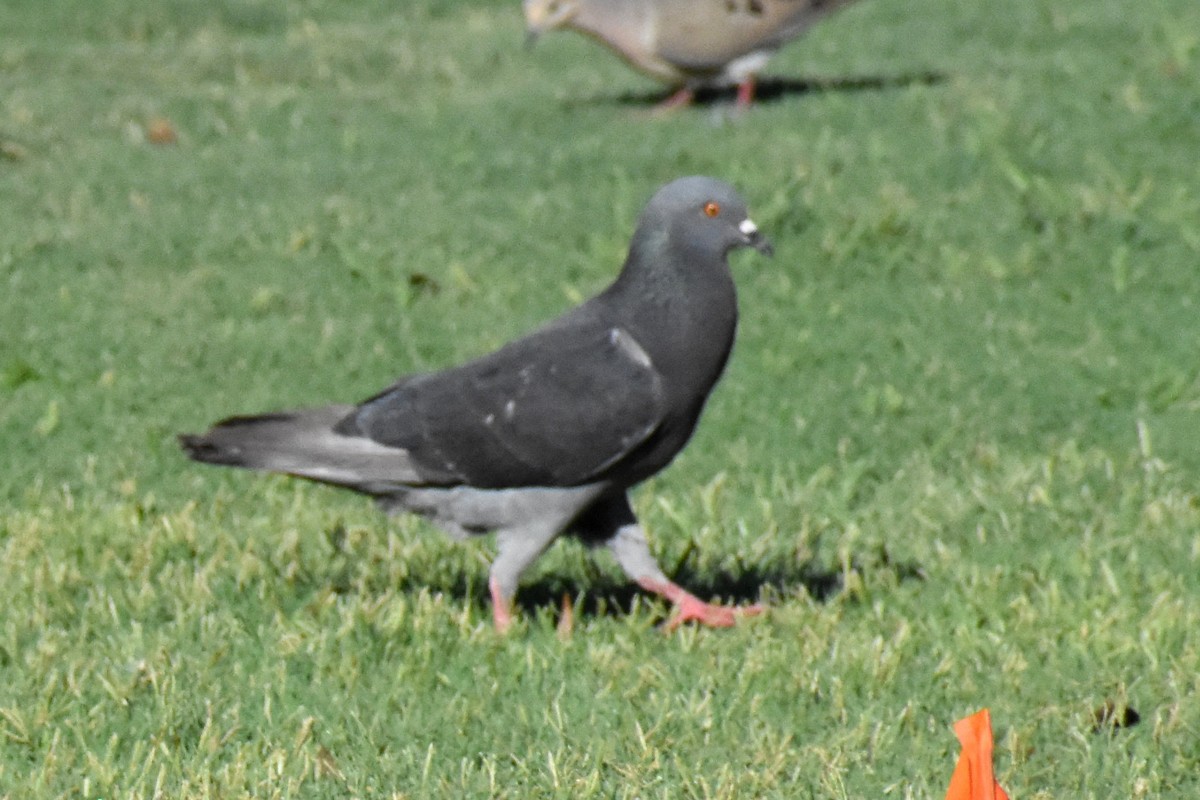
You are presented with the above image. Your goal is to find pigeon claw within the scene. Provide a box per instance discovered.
[664,596,763,632]
[637,576,762,632]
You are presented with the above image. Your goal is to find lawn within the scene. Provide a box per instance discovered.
[2,0,1199,796]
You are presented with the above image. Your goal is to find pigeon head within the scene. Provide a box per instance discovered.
[632,176,774,264]
[523,0,580,43]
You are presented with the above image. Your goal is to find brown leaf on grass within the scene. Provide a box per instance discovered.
[146,116,178,145]
[407,271,440,293]
[316,745,343,779]
[1,139,28,161]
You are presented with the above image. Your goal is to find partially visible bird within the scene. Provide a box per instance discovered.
[180,176,772,632]
[523,0,860,108]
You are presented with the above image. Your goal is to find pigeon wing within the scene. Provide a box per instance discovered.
[342,324,667,489]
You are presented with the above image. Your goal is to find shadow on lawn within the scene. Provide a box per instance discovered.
[506,545,926,624]
[511,564,839,624]
[321,525,925,626]
[594,70,946,109]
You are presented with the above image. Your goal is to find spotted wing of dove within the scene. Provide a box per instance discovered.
[523,0,860,107]
[179,176,773,632]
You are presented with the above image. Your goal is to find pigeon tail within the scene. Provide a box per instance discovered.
[180,412,294,467]
[178,405,424,490]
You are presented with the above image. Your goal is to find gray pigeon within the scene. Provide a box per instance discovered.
[179,176,772,631]
[523,0,860,108]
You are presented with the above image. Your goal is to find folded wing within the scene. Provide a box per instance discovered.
[340,324,667,489]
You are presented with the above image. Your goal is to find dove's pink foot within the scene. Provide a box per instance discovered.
[489,577,514,633]
[637,577,763,632]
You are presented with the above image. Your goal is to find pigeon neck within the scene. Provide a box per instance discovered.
[608,238,738,391]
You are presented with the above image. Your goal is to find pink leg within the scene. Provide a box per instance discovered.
[489,576,514,633]
[735,77,757,110]
[657,86,695,111]
[637,577,763,632]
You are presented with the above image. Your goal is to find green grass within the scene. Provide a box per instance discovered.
[3,0,1200,795]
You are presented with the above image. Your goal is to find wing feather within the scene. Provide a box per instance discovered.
[345,324,666,488]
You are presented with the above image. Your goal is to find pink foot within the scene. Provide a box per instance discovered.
[489,577,514,633]
[638,577,763,632]
[665,596,763,632]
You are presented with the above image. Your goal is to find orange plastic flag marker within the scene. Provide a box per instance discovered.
[944,709,1009,800]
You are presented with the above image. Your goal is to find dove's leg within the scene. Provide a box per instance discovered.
[581,493,762,630]
[658,86,695,110]
[735,77,757,109]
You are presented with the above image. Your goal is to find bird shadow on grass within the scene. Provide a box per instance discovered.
[319,526,925,627]
[506,544,926,625]
[593,70,946,110]
[510,559,841,624]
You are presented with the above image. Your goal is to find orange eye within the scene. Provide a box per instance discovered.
[703,201,720,217]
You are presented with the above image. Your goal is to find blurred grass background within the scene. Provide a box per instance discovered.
[2,0,1199,796]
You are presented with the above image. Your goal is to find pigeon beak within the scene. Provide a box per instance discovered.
[739,218,774,256]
